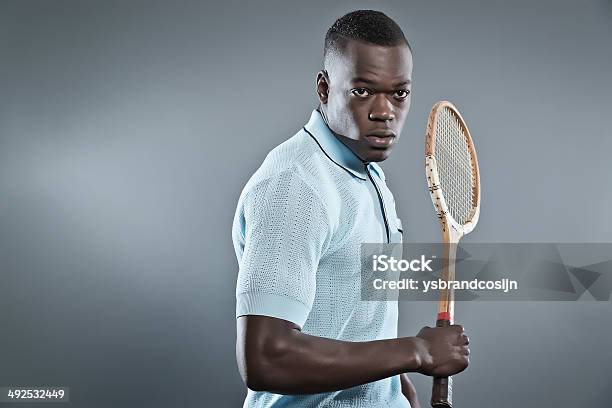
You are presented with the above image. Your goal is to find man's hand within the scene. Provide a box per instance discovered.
[400,373,421,408]
[414,325,470,377]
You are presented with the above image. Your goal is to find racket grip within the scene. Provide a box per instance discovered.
[431,318,453,408]
[431,376,452,408]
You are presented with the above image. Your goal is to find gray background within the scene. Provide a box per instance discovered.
[1,0,611,407]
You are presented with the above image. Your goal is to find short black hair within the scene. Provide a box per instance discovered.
[324,10,411,64]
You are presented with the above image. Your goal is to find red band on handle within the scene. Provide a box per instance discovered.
[437,312,452,322]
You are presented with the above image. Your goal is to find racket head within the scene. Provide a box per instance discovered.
[425,101,480,238]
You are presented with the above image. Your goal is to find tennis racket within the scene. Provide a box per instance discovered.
[425,101,481,408]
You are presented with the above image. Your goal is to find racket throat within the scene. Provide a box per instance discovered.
[364,163,390,244]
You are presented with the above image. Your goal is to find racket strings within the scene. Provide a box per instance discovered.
[434,107,474,225]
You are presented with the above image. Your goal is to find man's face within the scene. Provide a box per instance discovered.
[317,40,413,162]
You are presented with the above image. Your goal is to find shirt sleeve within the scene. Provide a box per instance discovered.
[235,170,331,328]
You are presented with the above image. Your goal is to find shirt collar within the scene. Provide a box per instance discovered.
[303,109,385,181]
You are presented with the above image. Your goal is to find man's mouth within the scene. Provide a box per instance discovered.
[365,132,395,148]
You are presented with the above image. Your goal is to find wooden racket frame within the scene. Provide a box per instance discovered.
[425,100,480,408]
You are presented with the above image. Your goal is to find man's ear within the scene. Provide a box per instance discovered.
[316,70,329,104]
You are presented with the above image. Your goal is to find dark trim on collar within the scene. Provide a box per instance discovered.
[303,126,367,181]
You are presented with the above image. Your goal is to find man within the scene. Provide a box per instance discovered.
[232,10,469,408]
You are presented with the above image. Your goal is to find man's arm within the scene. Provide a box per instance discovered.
[401,373,421,408]
[237,315,469,395]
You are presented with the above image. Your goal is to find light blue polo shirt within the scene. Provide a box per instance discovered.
[232,108,406,407]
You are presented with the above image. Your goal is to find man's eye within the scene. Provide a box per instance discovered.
[394,90,411,100]
[351,88,372,98]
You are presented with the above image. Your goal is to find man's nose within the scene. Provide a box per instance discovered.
[368,94,395,121]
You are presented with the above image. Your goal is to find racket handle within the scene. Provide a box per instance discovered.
[431,376,452,408]
[431,318,453,408]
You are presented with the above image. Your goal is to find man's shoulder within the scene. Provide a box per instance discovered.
[242,128,330,195]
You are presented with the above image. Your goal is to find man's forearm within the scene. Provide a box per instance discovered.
[238,315,468,395]
[244,327,424,394]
